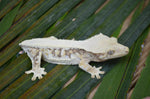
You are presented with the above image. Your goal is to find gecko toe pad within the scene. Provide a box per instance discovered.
[25,68,47,81]
[90,66,105,79]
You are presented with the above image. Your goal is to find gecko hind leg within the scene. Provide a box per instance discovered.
[79,59,105,79]
[25,48,47,81]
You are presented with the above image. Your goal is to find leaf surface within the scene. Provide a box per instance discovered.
[0,0,149,98]
[0,1,22,36]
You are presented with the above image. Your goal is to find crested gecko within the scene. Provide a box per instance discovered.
[19,33,129,81]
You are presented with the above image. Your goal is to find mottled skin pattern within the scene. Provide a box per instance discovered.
[19,33,129,81]
[24,47,105,81]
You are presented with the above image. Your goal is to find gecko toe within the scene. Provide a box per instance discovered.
[96,74,101,79]
[100,71,105,74]
[31,75,37,81]
[38,75,43,79]
[91,74,95,78]
[98,66,102,69]
[43,71,47,75]
[41,68,45,71]
[25,70,33,74]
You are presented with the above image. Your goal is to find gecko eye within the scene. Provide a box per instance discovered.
[107,50,115,55]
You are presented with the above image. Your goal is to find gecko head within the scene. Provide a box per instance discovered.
[98,36,129,60]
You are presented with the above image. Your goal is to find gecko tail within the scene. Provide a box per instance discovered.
[16,50,25,57]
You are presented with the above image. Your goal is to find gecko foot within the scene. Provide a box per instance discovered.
[90,66,105,79]
[25,68,47,81]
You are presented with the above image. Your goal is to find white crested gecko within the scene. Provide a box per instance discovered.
[19,33,129,81]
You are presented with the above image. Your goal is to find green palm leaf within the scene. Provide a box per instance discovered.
[0,1,22,36]
[131,50,150,99]
[0,0,149,98]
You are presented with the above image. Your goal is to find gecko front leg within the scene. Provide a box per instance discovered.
[79,59,105,79]
[25,48,47,81]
